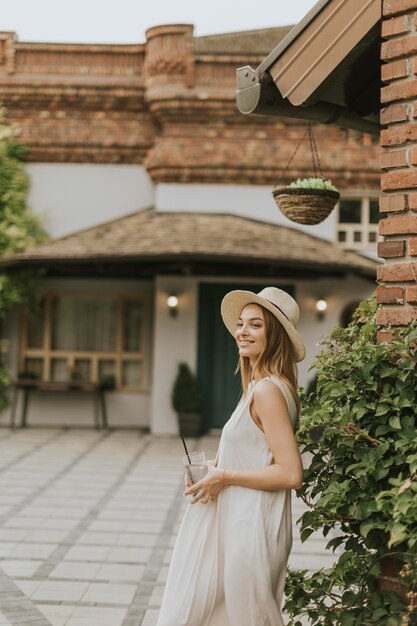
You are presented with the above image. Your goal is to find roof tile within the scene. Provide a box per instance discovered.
[3,209,377,276]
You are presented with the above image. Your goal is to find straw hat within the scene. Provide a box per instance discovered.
[221,287,306,362]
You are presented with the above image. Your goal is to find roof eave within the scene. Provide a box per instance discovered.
[257,0,332,75]
[236,0,381,135]
[236,67,380,135]
[0,252,376,279]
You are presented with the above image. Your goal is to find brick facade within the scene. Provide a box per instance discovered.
[379,0,417,332]
[0,27,380,188]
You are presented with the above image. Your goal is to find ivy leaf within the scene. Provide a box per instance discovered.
[300,527,315,543]
[388,415,401,430]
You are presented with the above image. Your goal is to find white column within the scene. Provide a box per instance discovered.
[150,276,198,434]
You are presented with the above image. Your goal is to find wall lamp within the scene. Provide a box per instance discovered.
[315,297,328,321]
[167,294,179,318]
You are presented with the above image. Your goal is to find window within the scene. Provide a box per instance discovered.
[336,197,380,250]
[340,301,361,328]
[21,294,147,391]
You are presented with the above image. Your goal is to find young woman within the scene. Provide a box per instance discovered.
[156,287,305,626]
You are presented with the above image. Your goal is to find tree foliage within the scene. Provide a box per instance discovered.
[0,108,47,407]
[285,296,417,626]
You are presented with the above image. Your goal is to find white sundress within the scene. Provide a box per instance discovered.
[156,375,297,626]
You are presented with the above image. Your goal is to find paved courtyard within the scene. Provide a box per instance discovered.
[0,428,337,626]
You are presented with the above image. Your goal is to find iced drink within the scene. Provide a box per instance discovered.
[182,450,208,485]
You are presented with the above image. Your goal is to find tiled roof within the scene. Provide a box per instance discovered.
[195,27,293,55]
[2,209,377,276]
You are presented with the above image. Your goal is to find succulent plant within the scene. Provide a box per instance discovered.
[288,177,338,192]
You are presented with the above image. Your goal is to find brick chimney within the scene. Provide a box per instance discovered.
[378,0,417,336]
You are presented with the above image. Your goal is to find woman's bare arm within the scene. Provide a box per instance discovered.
[224,380,303,491]
[185,380,303,503]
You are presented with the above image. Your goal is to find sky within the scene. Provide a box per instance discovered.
[2,0,318,44]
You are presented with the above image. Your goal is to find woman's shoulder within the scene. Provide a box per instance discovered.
[253,376,286,398]
[253,375,297,417]
[254,374,288,390]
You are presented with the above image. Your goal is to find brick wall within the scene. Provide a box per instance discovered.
[0,28,380,187]
[379,0,417,333]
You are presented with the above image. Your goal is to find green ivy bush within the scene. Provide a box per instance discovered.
[285,296,417,626]
[0,108,47,407]
[288,177,338,192]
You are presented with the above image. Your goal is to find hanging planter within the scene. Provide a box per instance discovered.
[273,122,340,225]
[273,177,340,225]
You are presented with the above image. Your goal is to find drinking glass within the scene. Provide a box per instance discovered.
[182,449,208,485]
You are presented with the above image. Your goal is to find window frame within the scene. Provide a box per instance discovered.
[20,292,148,392]
[336,196,380,250]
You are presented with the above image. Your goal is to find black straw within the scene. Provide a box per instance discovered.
[180,432,191,464]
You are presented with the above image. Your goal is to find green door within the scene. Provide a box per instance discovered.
[197,283,291,431]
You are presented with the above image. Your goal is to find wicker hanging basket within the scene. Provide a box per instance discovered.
[272,186,340,225]
[274,122,340,225]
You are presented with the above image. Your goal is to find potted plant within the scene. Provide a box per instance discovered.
[272,176,340,225]
[284,296,417,626]
[172,362,203,437]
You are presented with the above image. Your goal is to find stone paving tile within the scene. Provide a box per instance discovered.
[47,562,102,580]
[0,560,43,577]
[25,530,70,543]
[31,581,90,603]
[0,428,337,625]
[0,530,31,542]
[37,605,74,626]
[0,507,12,517]
[140,609,159,626]
[82,582,136,605]
[63,546,112,562]
[70,606,127,626]
[8,543,58,560]
[107,547,152,564]
[95,564,145,583]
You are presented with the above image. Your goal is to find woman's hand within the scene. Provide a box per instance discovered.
[184,473,191,490]
[183,459,216,490]
[184,466,226,504]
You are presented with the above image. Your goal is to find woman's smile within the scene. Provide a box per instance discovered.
[234,303,266,362]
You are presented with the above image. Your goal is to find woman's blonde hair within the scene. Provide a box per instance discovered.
[238,305,300,413]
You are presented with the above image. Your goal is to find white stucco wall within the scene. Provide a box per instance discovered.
[295,275,375,387]
[1,273,374,433]
[0,278,153,429]
[26,164,155,238]
[149,273,374,435]
[155,182,338,242]
[150,276,198,435]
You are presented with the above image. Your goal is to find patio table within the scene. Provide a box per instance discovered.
[10,379,108,429]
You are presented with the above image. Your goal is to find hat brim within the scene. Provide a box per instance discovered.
[221,290,306,362]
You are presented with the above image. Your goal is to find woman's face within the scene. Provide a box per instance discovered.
[234,303,266,361]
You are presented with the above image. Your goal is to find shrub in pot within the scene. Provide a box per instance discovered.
[172,363,202,437]
[284,296,417,626]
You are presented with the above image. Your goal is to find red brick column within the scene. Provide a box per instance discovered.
[379,0,417,336]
